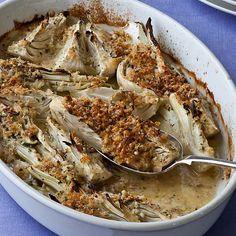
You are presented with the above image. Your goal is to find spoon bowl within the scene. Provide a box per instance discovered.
[97,130,236,176]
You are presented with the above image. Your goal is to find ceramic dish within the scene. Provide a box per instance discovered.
[0,0,235,236]
[199,0,236,15]
[222,0,236,6]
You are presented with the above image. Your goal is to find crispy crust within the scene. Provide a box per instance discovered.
[65,95,176,172]
[101,116,161,171]
[126,43,198,99]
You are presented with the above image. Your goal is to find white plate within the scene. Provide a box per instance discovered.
[199,0,236,15]
[223,0,236,6]
[0,1,236,236]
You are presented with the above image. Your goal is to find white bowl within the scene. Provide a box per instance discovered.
[199,0,236,15]
[223,0,236,6]
[0,0,236,236]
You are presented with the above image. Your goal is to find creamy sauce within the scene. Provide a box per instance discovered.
[98,166,221,218]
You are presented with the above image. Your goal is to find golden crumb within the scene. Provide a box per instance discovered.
[108,30,132,57]
[80,154,91,164]
[101,116,160,171]
[65,96,110,133]
[64,96,133,133]
[125,44,198,99]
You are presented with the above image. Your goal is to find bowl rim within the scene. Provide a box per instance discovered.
[199,0,236,16]
[0,0,236,232]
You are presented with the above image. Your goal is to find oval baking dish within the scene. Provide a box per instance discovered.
[0,0,235,236]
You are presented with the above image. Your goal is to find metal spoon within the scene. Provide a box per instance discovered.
[96,131,236,176]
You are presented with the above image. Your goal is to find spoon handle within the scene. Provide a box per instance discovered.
[179,156,236,169]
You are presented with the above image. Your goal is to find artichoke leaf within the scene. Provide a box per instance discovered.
[191,98,219,138]
[169,93,214,158]
[16,144,40,165]
[49,96,102,150]
[8,13,66,62]
[86,27,122,77]
[72,87,160,120]
[70,87,117,103]
[47,117,112,183]
[27,166,64,192]
[53,21,96,74]
[123,21,148,44]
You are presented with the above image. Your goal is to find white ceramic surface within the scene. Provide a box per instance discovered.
[199,0,236,15]
[0,1,236,236]
[222,0,236,7]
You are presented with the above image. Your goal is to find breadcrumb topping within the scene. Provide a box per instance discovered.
[64,96,133,133]
[125,44,198,99]
[106,30,132,57]
[101,116,161,171]
[0,104,38,141]
[65,95,177,172]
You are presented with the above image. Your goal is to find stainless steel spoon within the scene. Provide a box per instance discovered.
[96,131,236,176]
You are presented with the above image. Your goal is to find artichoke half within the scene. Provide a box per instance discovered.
[8,13,67,63]
[49,95,179,172]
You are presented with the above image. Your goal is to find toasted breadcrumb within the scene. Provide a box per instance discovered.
[125,43,198,99]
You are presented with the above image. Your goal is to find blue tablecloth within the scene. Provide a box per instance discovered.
[0,0,235,235]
